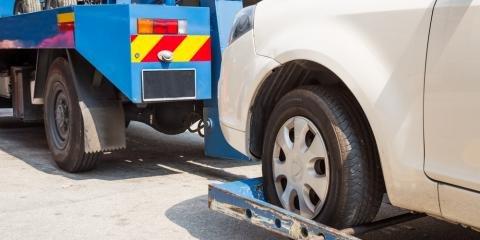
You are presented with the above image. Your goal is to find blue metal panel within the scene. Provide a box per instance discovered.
[74,4,211,103]
[73,5,134,100]
[201,0,248,160]
[214,177,266,201]
[128,4,211,102]
[164,0,176,6]
[0,0,15,17]
[0,4,211,103]
[0,7,75,49]
[116,0,158,3]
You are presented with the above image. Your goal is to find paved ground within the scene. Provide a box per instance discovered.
[0,110,480,240]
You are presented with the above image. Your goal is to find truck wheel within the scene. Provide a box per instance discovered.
[44,57,99,173]
[46,0,77,9]
[262,86,383,228]
[13,0,41,14]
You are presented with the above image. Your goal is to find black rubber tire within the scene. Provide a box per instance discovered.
[44,57,99,173]
[262,85,384,228]
[46,0,77,9]
[13,0,41,14]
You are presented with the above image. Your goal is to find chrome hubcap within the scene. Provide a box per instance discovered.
[273,116,330,219]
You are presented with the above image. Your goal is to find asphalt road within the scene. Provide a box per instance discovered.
[0,111,479,240]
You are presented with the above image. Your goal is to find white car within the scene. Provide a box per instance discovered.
[219,0,480,230]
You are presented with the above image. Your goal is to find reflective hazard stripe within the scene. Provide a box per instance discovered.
[131,35,211,63]
[131,35,163,63]
[57,12,75,23]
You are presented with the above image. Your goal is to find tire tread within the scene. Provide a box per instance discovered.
[71,152,101,173]
[305,85,383,226]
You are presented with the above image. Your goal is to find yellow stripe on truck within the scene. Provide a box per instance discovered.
[131,35,163,63]
[57,12,75,23]
[172,35,209,62]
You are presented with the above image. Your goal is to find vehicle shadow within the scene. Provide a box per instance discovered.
[0,118,257,181]
[165,195,285,240]
[362,202,480,240]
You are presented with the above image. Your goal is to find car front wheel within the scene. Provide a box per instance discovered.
[262,86,384,228]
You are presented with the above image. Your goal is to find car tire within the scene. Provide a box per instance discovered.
[262,85,383,228]
[44,57,100,173]
[13,0,41,14]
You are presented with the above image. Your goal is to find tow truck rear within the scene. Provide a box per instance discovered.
[0,0,246,172]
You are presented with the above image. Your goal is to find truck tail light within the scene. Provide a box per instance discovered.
[137,19,188,35]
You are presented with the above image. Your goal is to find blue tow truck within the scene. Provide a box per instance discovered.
[0,1,426,239]
[0,0,246,173]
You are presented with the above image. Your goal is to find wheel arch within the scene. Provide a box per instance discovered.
[249,59,373,155]
[248,59,386,191]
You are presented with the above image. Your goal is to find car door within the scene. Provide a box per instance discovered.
[424,0,480,192]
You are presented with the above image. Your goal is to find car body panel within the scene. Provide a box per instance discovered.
[218,30,280,154]
[218,30,280,136]
[425,0,480,192]
[439,183,480,229]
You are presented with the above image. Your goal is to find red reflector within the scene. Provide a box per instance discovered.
[137,19,187,35]
[58,23,74,32]
[153,19,178,34]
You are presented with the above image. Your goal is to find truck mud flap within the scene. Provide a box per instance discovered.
[68,50,126,153]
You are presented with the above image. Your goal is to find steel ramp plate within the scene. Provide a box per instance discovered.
[208,178,359,240]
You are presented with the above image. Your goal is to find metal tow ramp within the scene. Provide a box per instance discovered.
[208,178,425,240]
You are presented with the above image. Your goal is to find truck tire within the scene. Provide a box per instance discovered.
[13,0,41,14]
[44,57,99,173]
[262,86,383,228]
[46,0,77,9]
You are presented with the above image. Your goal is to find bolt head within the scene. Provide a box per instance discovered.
[158,50,174,62]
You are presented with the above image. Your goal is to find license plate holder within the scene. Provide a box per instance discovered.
[142,69,196,102]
